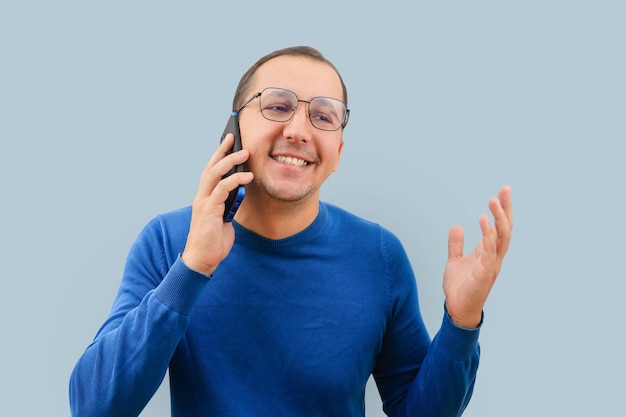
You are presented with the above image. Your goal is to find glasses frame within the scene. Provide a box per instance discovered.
[237,87,350,131]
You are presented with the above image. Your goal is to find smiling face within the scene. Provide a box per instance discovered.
[237,55,345,209]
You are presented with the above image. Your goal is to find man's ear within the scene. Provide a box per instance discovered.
[332,139,345,172]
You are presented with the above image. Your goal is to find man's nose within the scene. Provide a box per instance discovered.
[283,102,313,141]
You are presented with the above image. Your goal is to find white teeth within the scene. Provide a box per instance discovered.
[273,155,309,167]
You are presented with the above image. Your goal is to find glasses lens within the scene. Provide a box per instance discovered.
[309,97,347,131]
[259,88,298,122]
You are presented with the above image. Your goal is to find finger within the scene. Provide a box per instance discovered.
[479,213,496,256]
[214,149,250,179]
[447,225,465,259]
[196,147,250,200]
[190,170,254,231]
[201,133,235,169]
[488,194,512,258]
[217,171,254,199]
[498,185,513,230]
[194,134,234,194]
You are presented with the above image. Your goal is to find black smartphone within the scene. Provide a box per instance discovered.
[220,111,246,222]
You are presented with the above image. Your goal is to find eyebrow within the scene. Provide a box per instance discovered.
[268,89,294,99]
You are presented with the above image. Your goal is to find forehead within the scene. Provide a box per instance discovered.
[250,55,343,101]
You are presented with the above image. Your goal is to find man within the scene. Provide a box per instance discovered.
[70,46,513,417]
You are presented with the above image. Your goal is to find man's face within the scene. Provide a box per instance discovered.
[238,55,345,205]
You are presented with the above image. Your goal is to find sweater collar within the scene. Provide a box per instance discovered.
[232,202,329,251]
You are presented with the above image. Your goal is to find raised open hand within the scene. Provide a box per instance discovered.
[443,186,513,328]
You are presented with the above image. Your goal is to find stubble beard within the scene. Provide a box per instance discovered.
[252,174,320,212]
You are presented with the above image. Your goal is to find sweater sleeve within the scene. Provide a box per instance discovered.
[69,215,210,417]
[373,230,480,417]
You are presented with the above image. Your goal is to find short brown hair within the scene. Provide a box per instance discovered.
[232,46,348,112]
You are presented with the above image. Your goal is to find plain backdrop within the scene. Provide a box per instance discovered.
[1,1,624,416]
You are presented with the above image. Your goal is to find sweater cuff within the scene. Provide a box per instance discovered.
[154,254,211,316]
[435,308,482,361]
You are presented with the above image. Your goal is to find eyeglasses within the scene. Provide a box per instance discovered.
[238,87,350,131]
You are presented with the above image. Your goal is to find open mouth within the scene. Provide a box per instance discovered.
[272,155,309,167]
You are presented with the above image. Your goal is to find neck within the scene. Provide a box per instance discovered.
[234,193,320,240]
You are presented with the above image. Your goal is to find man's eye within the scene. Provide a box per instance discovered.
[311,112,334,124]
[263,100,294,113]
[266,105,290,112]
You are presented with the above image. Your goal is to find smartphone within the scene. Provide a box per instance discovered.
[220,111,246,222]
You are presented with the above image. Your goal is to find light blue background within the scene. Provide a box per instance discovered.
[1,1,624,416]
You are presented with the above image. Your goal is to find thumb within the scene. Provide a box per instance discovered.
[448,225,465,259]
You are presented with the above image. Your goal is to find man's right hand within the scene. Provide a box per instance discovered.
[181,133,254,276]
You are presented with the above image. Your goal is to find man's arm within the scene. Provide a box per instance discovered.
[372,236,480,417]
[375,186,512,417]
[69,220,210,417]
[69,136,253,417]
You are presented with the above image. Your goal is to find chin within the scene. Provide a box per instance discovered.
[252,175,319,203]
[266,185,317,204]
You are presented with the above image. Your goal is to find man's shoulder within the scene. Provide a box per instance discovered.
[322,201,405,243]
[157,205,193,222]
[322,201,376,225]
[321,201,396,237]
[141,205,192,237]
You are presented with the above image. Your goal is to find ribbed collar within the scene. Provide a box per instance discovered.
[232,202,329,252]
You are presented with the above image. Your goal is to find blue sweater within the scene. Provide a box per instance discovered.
[70,202,480,417]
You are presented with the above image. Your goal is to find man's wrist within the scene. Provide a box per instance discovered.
[445,301,483,329]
